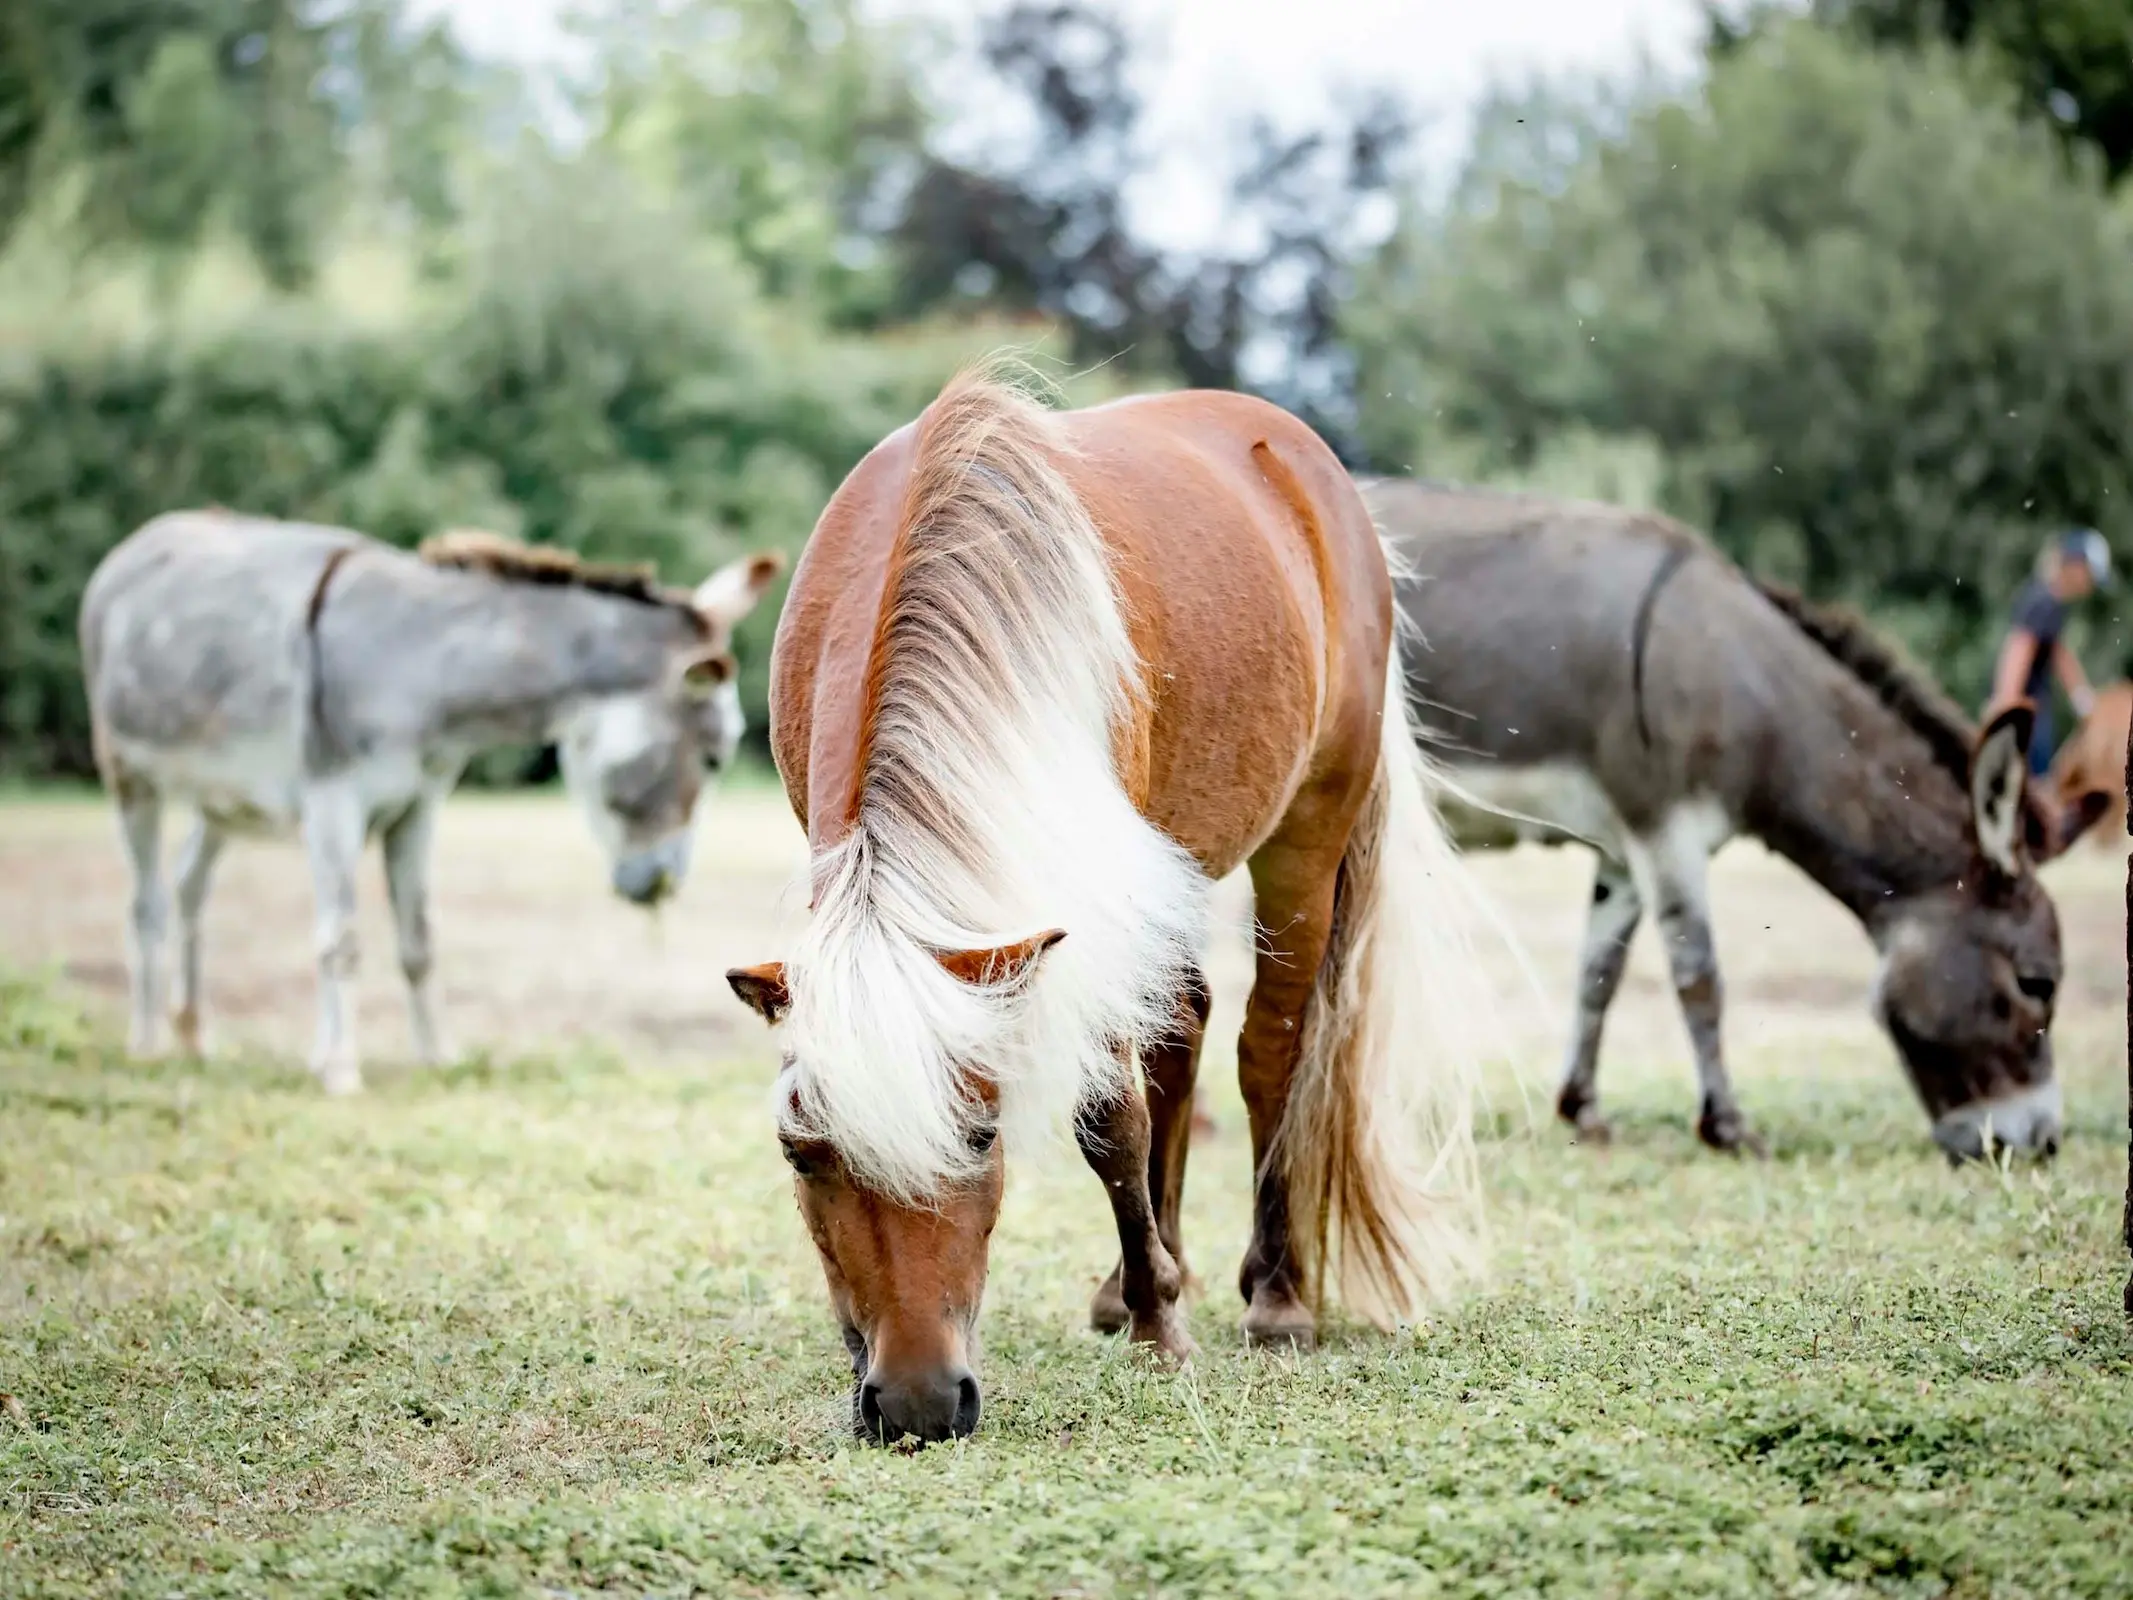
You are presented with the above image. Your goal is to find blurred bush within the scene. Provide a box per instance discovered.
[0,155,1002,780]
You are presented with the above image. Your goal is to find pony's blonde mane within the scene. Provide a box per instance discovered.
[778,363,1206,1199]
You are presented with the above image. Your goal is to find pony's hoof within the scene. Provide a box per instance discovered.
[1133,1310,1196,1364]
[1242,1290,1316,1351]
[1089,1266,1129,1335]
[1698,1104,1766,1157]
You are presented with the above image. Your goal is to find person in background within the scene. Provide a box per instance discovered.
[1990,528,2113,775]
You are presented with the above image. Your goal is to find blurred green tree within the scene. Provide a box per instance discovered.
[0,0,474,289]
[1726,0,2133,183]
[1347,18,2133,694]
[582,0,931,322]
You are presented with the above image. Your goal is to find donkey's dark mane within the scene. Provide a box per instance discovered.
[418,529,700,621]
[1754,580,1976,784]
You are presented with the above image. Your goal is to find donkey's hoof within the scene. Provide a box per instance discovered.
[170,1009,206,1060]
[1698,1104,1766,1157]
[1089,1265,1129,1335]
[1556,1086,1612,1145]
[313,1056,363,1097]
[1242,1289,1316,1351]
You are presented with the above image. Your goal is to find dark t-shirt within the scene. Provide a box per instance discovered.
[2009,578,2067,702]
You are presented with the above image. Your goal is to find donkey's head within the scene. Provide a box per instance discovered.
[1872,705,2108,1162]
[726,931,1065,1445]
[559,552,784,906]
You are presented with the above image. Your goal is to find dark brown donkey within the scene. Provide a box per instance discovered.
[1368,480,2109,1162]
[726,368,1487,1442]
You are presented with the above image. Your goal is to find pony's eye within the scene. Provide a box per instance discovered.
[967,1122,999,1155]
[780,1138,818,1178]
[2016,975,2057,1008]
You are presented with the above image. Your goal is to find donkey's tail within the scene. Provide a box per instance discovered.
[1274,633,1488,1325]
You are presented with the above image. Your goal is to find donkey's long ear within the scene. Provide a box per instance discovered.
[694,551,786,628]
[727,961,792,1024]
[1971,703,2034,876]
[936,929,1067,989]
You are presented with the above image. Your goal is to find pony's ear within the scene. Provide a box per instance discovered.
[726,961,791,1024]
[694,551,786,627]
[1970,703,2034,877]
[936,929,1066,989]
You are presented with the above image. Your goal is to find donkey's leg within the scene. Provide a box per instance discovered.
[169,817,227,1057]
[1090,969,1210,1334]
[1074,1066,1195,1361]
[115,785,167,1059]
[1556,852,1641,1144]
[1631,819,1762,1156]
[381,793,451,1066]
[301,783,367,1095]
[1235,848,1339,1350]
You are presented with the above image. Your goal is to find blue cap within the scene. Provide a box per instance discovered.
[2061,528,2112,588]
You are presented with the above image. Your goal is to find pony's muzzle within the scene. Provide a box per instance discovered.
[611,834,691,906]
[857,1368,981,1445]
[1932,1079,2064,1164]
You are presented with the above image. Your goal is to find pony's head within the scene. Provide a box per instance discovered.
[556,552,784,905]
[728,929,1065,1445]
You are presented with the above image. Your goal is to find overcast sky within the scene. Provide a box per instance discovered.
[411,0,1710,243]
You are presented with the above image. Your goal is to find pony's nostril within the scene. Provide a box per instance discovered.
[858,1380,887,1443]
[952,1373,982,1438]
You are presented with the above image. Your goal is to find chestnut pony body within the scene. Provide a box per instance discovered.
[728,368,1483,1441]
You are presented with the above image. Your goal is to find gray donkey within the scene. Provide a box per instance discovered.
[1368,480,2110,1162]
[80,512,783,1093]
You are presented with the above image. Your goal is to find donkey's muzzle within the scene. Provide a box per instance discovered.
[858,1368,981,1445]
[1932,1079,2064,1163]
[612,834,691,906]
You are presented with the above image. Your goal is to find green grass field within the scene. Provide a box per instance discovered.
[3,961,2128,1600]
[2,789,2129,1599]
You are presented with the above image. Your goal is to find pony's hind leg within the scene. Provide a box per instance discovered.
[1556,853,1641,1143]
[1235,847,1340,1349]
[1090,969,1210,1334]
[1074,1061,1195,1361]
[381,792,451,1066]
[115,783,167,1059]
[170,817,227,1056]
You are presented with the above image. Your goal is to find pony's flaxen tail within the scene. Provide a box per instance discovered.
[1274,629,1487,1325]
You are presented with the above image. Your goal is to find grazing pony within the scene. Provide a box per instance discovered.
[2047,681,2133,849]
[727,368,1483,1443]
[81,513,782,1091]
[1370,480,2108,1162]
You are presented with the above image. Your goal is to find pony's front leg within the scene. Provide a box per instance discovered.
[1075,1074,1195,1361]
[301,783,367,1095]
[1090,970,1209,1335]
[381,792,452,1066]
